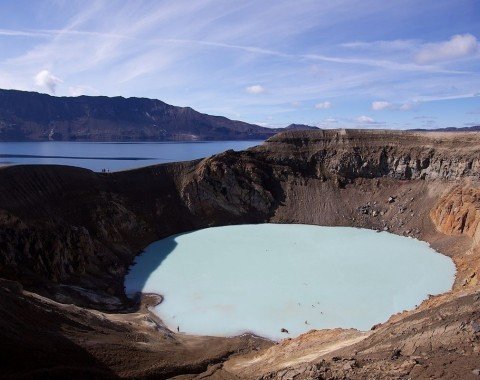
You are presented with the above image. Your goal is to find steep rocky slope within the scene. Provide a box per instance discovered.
[1,129,480,378]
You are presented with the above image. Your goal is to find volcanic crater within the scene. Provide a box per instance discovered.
[1,129,480,379]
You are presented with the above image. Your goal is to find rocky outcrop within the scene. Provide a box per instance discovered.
[180,150,279,219]
[258,130,480,183]
[431,186,480,287]
[431,187,480,238]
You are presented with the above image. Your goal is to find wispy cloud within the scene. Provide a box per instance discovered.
[315,101,332,109]
[356,115,376,124]
[302,53,468,74]
[0,28,51,37]
[246,85,265,94]
[399,102,416,111]
[412,92,480,102]
[1,28,470,78]
[0,0,478,130]
[372,100,419,111]
[341,39,418,51]
[372,101,393,111]
[68,85,99,96]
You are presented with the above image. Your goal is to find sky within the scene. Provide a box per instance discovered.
[0,0,479,129]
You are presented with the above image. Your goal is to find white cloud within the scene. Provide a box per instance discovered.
[399,102,415,111]
[314,101,332,109]
[245,85,265,94]
[372,101,393,110]
[356,115,375,124]
[34,70,63,93]
[415,34,479,64]
[372,100,418,111]
[68,85,99,96]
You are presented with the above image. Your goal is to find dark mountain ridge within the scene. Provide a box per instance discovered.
[284,123,319,130]
[0,89,284,141]
[412,125,480,132]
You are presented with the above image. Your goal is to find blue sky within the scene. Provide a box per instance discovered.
[0,0,479,129]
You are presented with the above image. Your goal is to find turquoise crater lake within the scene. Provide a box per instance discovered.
[124,224,456,340]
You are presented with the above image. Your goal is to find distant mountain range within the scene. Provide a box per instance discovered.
[282,123,319,131]
[0,89,318,142]
[411,126,480,132]
[4,89,474,142]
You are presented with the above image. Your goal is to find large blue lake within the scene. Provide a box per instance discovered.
[0,140,262,171]
[125,224,456,341]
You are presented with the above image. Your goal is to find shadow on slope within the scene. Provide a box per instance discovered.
[0,280,118,379]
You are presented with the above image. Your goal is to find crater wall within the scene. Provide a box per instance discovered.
[1,129,479,308]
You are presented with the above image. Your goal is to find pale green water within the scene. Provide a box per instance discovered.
[124,224,456,340]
